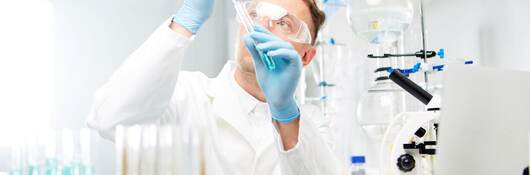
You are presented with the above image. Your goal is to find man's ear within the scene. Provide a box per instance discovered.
[301,47,316,66]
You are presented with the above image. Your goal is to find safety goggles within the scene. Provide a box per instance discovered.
[237,1,313,45]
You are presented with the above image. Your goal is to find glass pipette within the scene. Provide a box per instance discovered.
[232,0,276,70]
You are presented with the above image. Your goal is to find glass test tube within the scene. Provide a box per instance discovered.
[233,0,276,70]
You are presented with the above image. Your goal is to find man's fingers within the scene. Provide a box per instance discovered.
[267,48,300,63]
[256,41,293,52]
[243,35,265,68]
[252,25,273,34]
[250,32,280,43]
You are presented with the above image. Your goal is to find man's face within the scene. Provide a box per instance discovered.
[236,0,317,73]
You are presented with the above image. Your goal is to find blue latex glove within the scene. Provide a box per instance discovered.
[172,0,214,34]
[243,26,302,123]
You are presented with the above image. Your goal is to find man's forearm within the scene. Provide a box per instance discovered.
[274,117,300,150]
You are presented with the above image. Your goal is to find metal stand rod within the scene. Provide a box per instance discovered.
[420,0,429,90]
[317,31,327,117]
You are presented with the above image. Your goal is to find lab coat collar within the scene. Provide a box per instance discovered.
[209,61,266,116]
[229,67,265,116]
[207,61,271,148]
[207,61,304,115]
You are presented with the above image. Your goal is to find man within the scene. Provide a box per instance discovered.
[87,0,343,174]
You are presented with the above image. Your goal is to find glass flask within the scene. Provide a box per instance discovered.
[356,89,402,139]
[347,0,414,45]
[347,0,415,140]
[355,45,405,140]
[347,0,414,91]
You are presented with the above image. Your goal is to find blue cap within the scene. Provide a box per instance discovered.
[329,38,336,45]
[386,63,421,75]
[433,64,445,71]
[351,156,366,164]
[438,48,445,59]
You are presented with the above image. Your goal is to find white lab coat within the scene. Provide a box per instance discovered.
[87,18,344,175]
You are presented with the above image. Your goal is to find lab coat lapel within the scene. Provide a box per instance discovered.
[209,63,256,149]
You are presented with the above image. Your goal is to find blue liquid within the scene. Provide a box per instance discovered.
[9,169,22,175]
[259,50,276,70]
[80,164,95,175]
[29,165,39,175]
[46,159,58,175]
[62,165,74,175]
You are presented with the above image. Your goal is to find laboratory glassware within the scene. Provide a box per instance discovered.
[310,38,348,116]
[115,124,201,175]
[347,0,415,91]
[232,0,276,70]
[243,1,313,45]
[347,0,414,45]
[351,156,367,175]
[7,128,96,175]
[348,0,416,140]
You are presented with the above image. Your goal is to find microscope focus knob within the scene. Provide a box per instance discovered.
[397,154,416,172]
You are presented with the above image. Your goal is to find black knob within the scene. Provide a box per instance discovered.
[415,127,426,138]
[397,154,416,172]
[523,166,528,175]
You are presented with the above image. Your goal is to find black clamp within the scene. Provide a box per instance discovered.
[368,50,437,59]
[373,67,392,82]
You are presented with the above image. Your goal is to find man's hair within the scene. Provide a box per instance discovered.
[302,0,326,45]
